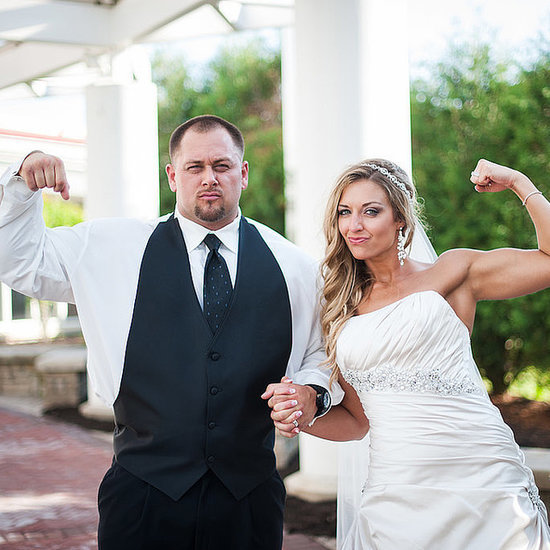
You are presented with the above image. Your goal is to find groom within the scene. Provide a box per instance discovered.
[0,115,342,549]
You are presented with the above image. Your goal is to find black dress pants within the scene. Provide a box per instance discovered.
[98,460,285,550]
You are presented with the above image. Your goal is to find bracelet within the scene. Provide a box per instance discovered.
[522,190,543,206]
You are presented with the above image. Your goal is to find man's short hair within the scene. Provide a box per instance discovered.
[169,115,245,162]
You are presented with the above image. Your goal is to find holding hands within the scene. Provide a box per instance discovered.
[261,377,318,438]
[18,151,70,200]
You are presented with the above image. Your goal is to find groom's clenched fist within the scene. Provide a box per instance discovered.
[18,151,70,200]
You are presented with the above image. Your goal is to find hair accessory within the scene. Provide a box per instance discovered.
[397,227,407,265]
[364,163,413,201]
[522,190,543,206]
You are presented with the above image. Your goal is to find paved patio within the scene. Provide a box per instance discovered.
[0,403,331,549]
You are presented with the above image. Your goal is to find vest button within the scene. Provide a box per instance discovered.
[207,455,215,464]
[208,422,216,430]
[210,386,219,395]
[210,352,221,361]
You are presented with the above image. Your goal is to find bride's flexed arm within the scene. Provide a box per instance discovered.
[466,159,550,301]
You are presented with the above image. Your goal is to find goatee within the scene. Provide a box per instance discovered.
[194,204,226,223]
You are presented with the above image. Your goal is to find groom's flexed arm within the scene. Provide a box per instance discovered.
[0,151,83,303]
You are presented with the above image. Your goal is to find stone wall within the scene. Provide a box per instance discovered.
[0,344,87,410]
[35,348,87,409]
[0,344,49,398]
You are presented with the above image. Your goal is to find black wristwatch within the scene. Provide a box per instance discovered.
[307,384,331,417]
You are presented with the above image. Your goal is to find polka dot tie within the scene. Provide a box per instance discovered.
[203,234,233,333]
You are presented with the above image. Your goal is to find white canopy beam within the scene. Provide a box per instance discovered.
[0,0,293,49]
[233,3,293,30]
[0,0,296,91]
[0,1,113,46]
[110,0,212,44]
[0,42,91,90]
[0,0,208,47]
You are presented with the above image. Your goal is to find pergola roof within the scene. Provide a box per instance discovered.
[0,0,294,90]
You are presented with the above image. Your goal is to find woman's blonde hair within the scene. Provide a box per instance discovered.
[321,159,421,385]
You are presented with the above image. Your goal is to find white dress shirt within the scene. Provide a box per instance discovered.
[0,159,343,407]
[174,208,239,308]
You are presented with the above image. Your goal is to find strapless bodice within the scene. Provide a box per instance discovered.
[337,290,486,397]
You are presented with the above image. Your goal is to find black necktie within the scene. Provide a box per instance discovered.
[203,234,233,333]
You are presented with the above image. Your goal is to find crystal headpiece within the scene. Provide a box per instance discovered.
[363,163,413,201]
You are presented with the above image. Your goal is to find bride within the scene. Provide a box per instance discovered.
[271,158,550,548]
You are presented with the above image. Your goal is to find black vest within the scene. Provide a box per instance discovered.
[113,216,292,500]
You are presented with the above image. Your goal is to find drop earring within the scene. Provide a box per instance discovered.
[397,227,407,266]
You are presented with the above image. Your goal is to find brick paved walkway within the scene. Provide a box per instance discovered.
[0,406,329,549]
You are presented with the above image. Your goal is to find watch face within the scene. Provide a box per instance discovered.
[316,390,330,414]
[309,385,330,416]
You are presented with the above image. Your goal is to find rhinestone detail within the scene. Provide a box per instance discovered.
[342,365,483,396]
[528,485,545,514]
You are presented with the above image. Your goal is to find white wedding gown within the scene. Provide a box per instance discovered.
[336,290,550,549]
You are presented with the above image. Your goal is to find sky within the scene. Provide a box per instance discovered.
[407,0,550,74]
[1,0,550,138]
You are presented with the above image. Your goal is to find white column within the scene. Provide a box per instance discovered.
[0,284,12,342]
[283,0,411,501]
[85,81,159,220]
[286,0,363,259]
[281,26,298,243]
[359,0,412,174]
[80,49,159,421]
[0,284,11,323]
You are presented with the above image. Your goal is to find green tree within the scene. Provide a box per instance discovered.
[152,40,285,234]
[43,195,84,227]
[411,43,550,393]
